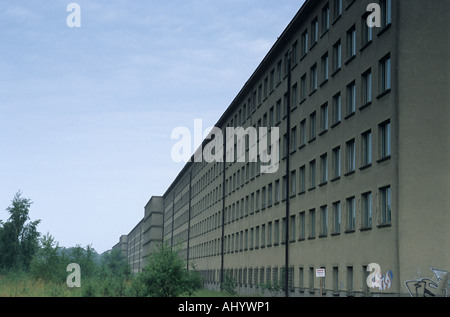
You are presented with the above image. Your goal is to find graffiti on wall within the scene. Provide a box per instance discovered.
[405,268,449,297]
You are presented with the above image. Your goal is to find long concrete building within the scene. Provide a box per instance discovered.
[113,0,449,296]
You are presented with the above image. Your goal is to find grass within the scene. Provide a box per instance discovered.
[0,274,235,297]
[0,274,82,297]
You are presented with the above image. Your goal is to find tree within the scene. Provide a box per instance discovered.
[30,233,66,282]
[0,191,41,271]
[136,243,202,297]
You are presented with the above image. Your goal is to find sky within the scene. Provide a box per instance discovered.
[0,0,306,253]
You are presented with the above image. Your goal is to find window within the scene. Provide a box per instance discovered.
[309,111,316,141]
[346,25,356,60]
[320,103,328,132]
[290,215,296,242]
[333,266,339,294]
[362,69,372,106]
[379,120,391,159]
[299,212,306,239]
[309,160,316,189]
[332,201,341,233]
[346,139,355,173]
[379,54,391,94]
[362,14,373,46]
[274,220,280,244]
[347,267,354,295]
[292,41,298,65]
[276,99,281,123]
[332,40,342,72]
[310,64,318,92]
[270,69,275,92]
[332,146,341,179]
[299,165,306,193]
[277,60,282,84]
[361,130,372,166]
[292,83,298,109]
[362,192,372,228]
[301,30,308,56]
[268,183,273,206]
[380,186,392,224]
[334,0,342,19]
[267,222,272,246]
[346,81,356,116]
[275,179,280,203]
[332,92,341,125]
[299,119,306,147]
[311,17,319,45]
[346,196,355,230]
[320,205,328,236]
[290,170,296,197]
[381,0,392,28]
[322,3,330,33]
[300,74,307,102]
[320,153,328,184]
[309,209,316,238]
[321,52,329,82]
[290,126,297,152]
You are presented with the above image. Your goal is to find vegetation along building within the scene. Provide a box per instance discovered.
[113,0,449,296]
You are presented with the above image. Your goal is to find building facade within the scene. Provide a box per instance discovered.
[113,0,449,296]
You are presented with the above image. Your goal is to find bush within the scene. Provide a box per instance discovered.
[137,243,202,297]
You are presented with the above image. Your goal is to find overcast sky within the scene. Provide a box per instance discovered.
[0,0,305,253]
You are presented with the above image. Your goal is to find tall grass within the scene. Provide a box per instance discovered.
[0,273,82,297]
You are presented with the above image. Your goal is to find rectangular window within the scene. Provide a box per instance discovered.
[332,146,341,179]
[333,201,341,233]
[301,30,308,56]
[346,196,355,230]
[309,209,316,238]
[346,139,355,173]
[309,159,316,189]
[291,126,297,152]
[322,3,330,33]
[362,69,372,105]
[379,54,391,94]
[309,111,316,141]
[267,222,272,246]
[347,267,354,295]
[380,186,392,224]
[381,0,392,27]
[320,205,328,236]
[310,64,318,91]
[300,74,307,101]
[320,102,328,133]
[311,17,319,45]
[346,25,356,59]
[320,153,328,184]
[379,120,391,159]
[275,179,280,203]
[290,170,296,197]
[299,119,306,146]
[334,0,342,19]
[346,81,356,116]
[276,99,281,123]
[361,130,372,166]
[362,192,372,228]
[362,14,373,45]
[299,165,306,193]
[321,52,329,82]
[333,92,341,125]
[299,212,305,240]
[292,83,298,109]
[333,40,342,72]
[268,183,273,206]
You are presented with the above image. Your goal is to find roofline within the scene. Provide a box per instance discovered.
[162,0,315,198]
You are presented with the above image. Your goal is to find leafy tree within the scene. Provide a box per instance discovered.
[0,191,41,271]
[30,233,66,282]
[136,243,202,297]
